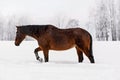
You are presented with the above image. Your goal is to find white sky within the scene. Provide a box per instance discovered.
[0,0,95,25]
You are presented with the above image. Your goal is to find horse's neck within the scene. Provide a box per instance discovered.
[23,30,37,40]
[26,33,38,40]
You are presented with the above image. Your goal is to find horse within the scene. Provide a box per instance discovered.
[15,25,95,63]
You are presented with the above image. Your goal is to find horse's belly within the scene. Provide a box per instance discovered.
[49,34,75,50]
[50,45,75,50]
[50,43,75,50]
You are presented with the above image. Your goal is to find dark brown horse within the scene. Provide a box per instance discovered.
[15,25,95,63]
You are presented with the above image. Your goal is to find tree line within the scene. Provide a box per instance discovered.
[0,14,80,41]
[89,0,120,41]
[0,0,119,41]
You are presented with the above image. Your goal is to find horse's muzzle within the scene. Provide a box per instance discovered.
[15,42,20,46]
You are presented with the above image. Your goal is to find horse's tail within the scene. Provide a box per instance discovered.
[89,34,95,63]
[90,34,93,56]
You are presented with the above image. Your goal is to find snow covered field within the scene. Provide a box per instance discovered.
[0,41,120,80]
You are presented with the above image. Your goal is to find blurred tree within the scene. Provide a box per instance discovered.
[108,0,117,41]
[66,19,79,28]
[116,0,120,40]
[0,15,4,40]
[95,0,110,41]
[54,14,69,28]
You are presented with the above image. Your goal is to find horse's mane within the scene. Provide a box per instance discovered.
[19,25,55,36]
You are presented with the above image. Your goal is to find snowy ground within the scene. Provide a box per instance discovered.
[0,41,120,80]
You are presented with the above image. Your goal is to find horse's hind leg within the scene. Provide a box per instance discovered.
[75,46,84,63]
[34,47,43,62]
[84,49,95,63]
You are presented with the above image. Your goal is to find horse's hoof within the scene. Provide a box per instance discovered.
[38,58,43,62]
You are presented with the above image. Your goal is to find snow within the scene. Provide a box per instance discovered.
[0,41,120,80]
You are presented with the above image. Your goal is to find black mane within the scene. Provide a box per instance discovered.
[19,25,54,36]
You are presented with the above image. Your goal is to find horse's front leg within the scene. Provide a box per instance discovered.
[34,47,43,62]
[43,49,49,62]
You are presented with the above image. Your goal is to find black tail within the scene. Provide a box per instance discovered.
[89,34,95,63]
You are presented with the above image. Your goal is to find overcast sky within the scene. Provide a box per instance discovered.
[0,0,95,25]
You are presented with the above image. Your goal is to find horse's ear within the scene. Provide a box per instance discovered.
[16,26,18,28]
[16,26,20,28]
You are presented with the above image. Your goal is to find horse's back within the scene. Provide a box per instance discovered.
[45,27,91,50]
[43,27,75,50]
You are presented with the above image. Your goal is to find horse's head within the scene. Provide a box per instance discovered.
[15,26,26,46]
